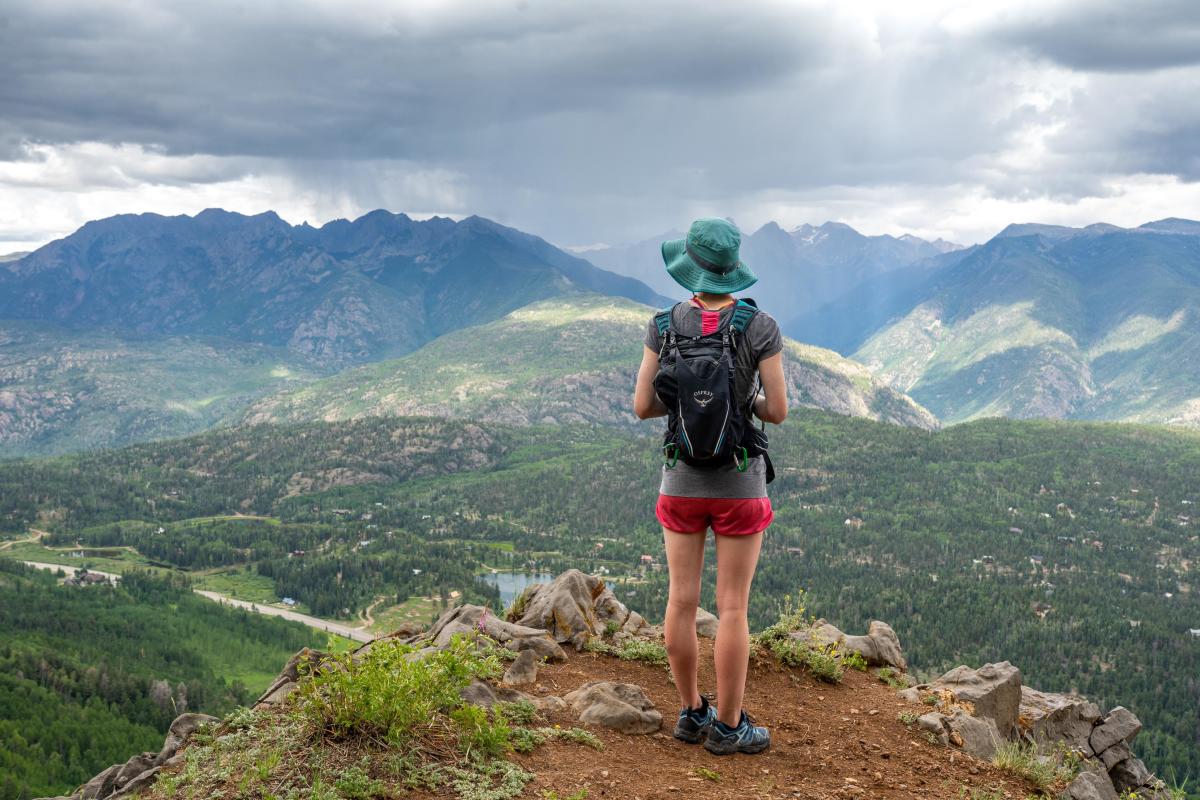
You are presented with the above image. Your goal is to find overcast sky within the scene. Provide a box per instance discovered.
[2,0,1200,253]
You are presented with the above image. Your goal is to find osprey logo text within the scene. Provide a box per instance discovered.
[693,389,714,408]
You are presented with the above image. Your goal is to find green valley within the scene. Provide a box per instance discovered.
[1,411,1197,789]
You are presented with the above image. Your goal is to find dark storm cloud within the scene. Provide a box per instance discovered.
[2,1,1200,246]
[976,0,1200,72]
[0,1,828,160]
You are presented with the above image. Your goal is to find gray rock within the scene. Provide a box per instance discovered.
[110,767,160,799]
[536,695,569,713]
[254,647,328,707]
[564,680,662,734]
[155,713,218,766]
[1018,687,1100,755]
[1110,756,1153,793]
[917,712,949,745]
[946,710,1002,761]
[503,649,539,686]
[460,679,534,708]
[806,619,906,670]
[695,608,719,638]
[897,687,922,704]
[79,764,121,800]
[1099,742,1133,770]
[1064,770,1119,800]
[1089,706,1142,755]
[256,679,297,706]
[514,570,649,647]
[113,753,156,789]
[424,604,565,661]
[930,661,1022,737]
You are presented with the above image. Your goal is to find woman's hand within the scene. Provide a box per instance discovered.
[753,352,788,424]
[633,345,668,419]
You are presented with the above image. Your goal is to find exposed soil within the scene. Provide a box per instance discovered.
[515,641,1036,800]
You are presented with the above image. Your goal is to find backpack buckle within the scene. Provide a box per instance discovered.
[663,443,680,469]
[734,447,749,472]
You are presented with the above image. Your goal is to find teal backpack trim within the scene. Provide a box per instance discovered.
[730,298,758,334]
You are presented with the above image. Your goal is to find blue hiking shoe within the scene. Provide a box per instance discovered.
[703,710,771,755]
[673,695,717,744]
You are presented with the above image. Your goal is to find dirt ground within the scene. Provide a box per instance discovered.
[515,641,1035,800]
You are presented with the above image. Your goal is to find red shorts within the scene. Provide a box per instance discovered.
[656,495,773,536]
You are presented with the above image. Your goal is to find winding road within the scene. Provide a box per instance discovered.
[4,530,373,643]
[194,591,372,642]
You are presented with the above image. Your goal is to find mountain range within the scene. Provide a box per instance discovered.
[584,221,961,328]
[0,211,936,455]
[853,219,1200,424]
[0,209,666,367]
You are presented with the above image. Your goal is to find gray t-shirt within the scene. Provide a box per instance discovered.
[644,301,783,499]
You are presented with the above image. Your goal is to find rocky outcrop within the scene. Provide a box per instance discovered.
[41,712,217,800]
[563,681,662,735]
[902,660,1172,799]
[930,661,1022,737]
[421,603,566,661]
[1018,687,1101,755]
[807,619,906,670]
[509,569,651,648]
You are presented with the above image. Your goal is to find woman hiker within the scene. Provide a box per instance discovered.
[633,217,788,755]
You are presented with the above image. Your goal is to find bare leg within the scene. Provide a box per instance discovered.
[713,531,763,726]
[662,527,706,710]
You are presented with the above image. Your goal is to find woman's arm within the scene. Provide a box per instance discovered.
[752,352,788,424]
[633,345,668,419]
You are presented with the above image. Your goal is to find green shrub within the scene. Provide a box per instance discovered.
[291,634,501,745]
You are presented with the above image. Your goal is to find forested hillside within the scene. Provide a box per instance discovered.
[1,411,1197,785]
[242,295,937,431]
[0,563,324,800]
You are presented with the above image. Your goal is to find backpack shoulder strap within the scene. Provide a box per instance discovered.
[729,298,759,334]
[653,303,680,337]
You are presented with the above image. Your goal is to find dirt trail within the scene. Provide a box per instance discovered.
[519,641,1036,800]
[0,529,46,551]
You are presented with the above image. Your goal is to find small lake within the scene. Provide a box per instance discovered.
[481,571,553,606]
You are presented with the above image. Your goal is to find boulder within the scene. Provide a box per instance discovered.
[535,695,569,714]
[1089,706,1142,755]
[1098,742,1133,771]
[945,710,1002,761]
[113,753,156,789]
[155,713,218,766]
[254,647,328,707]
[460,679,534,708]
[110,767,160,799]
[917,712,949,746]
[695,608,719,638]
[423,605,566,661]
[502,649,539,687]
[513,570,649,648]
[1064,769,1119,800]
[916,710,1002,760]
[930,661,1021,737]
[806,619,906,670]
[1110,756,1153,793]
[1018,687,1101,755]
[896,687,923,704]
[564,680,662,734]
[79,764,121,799]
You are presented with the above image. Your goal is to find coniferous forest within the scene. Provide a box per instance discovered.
[1,411,1198,795]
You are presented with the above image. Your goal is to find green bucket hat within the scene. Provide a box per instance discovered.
[661,217,758,294]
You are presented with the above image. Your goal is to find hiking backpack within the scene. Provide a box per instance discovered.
[652,299,773,481]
